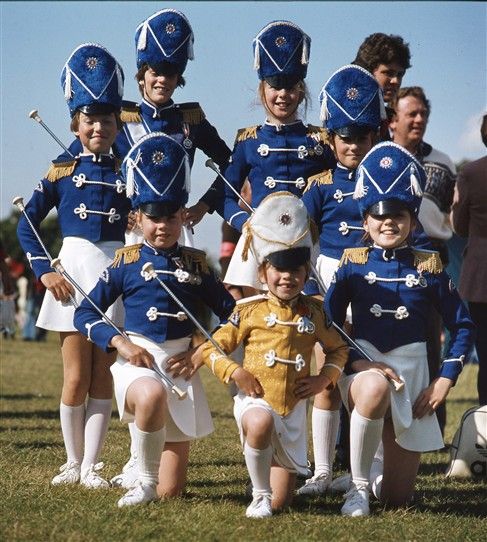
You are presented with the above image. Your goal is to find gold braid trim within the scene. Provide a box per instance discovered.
[339,247,370,267]
[45,161,77,182]
[304,170,333,192]
[180,247,209,274]
[181,106,205,125]
[111,244,143,268]
[241,224,253,262]
[120,105,142,122]
[236,126,258,143]
[413,250,443,274]
[306,125,330,145]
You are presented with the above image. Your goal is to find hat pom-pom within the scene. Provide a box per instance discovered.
[116,64,124,98]
[184,155,191,194]
[379,91,387,120]
[353,167,366,199]
[253,40,260,71]
[319,90,330,123]
[137,21,148,51]
[410,165,423,196]
[64,67,72,100]
[125,149,142,198]
[301,37,309,65]
[187,35,194,61]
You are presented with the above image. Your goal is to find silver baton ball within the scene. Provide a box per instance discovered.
[51,257,187,400]
[29,109,74,158]
[141,262,228,358]
[12,196,78,308]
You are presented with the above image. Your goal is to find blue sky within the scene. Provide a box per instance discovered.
[1,1,486,260]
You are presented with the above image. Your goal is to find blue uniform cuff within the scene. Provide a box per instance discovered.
[438,356,465,383]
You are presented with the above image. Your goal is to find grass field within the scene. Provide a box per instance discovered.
[1,333,485,541]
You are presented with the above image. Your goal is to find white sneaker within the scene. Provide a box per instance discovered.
[328,473,352,494]
[110,455,138,489]
[51,461,80,486]
[80,463,110,489]
[296,472,331,496]
[117,481,158,508]
[341,483,370,517]
[245,492,273,519]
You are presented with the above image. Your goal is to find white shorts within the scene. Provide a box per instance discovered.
[337,340,444,452]
[111,334,214,442]
[233,393,310,476]
[37,237,124,332]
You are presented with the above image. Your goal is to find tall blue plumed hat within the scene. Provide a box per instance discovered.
[353,141,426,217]
[61,43,124,118]
[122,132,190,215]
[319,64,386,136]
[253,21,311,88]
[135,9,194,74]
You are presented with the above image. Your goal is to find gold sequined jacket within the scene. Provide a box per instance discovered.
[201,293,349,416]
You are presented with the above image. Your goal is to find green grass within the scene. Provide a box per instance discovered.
[1,334,485,541]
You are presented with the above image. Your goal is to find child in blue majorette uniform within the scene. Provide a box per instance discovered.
[74,132,235,507]
[325,141,475,515]
[222,20,336,293]
[297,64,385,496]
[17,44,131,488]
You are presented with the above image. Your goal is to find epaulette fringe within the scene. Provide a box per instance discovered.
[304,170,333,192]
[181,106,205,125]
[45,161,77,182]
[111,244,143,268]
[180,246,209,274]
[120,105,142,123]
[339,247,370,267]
[307,125,329,145]
[236,126,258,142]
[413,249,443,274]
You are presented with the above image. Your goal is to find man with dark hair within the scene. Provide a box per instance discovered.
[353,33,411,105]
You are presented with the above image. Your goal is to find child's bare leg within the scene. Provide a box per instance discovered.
[270,464,296,510]
[381,418,420,508]
[158,440,190,498]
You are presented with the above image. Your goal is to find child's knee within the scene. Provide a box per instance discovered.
[244,409,273,438]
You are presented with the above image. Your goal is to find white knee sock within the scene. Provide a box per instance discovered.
[59,402,85,464]
[128,422,138,459]
[81,397,112,473]
[370,441,384,498]
[135,424,166,486]
[311,407,340,478]
[244,443,272,494]
[349,410,383,486]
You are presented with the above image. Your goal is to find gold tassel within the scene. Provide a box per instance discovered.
[413,250,443,274]
[304,170,333,192]
[306,125,330,145]
[111,244,143,268]
[309,219,319,244]
[120,109,142,123]
[339,247,370,267]
[236,126,258,143]
[45,161,77,182]
[181,106,205,125]
[180,247,209,274]
[241,225,253,262]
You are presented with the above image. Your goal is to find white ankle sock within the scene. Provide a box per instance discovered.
[135,424,166,486]
[81,397,112,473]
[349,410,383,486]
[244,443,272,494]
[311,407,340,478]
[128,422,138,459]
[60,402,85,464]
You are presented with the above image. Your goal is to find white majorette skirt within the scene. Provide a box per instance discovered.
[338,340,444,452]
[233,393,310,476]
[111,334,214,442]
[224,234,267,290]
[36,237,124,332]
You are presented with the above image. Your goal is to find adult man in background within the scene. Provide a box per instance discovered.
[451,115,487,406]
[390,86,457,434]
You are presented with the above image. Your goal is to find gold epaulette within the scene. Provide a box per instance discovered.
[235,294,268,307]
[304,170,333,192]
[179,103,205,125]
[235,126,259,143]
[306,125,330,145]
[339,247,370,267]
[413,249,443,274]
[45,160,77,182]
[111,244,143,268]
[120,102,142,123]
[180,246,209,274]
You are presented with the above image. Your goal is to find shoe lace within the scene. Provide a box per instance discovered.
[344,483,368,504]
[59,460,79,472]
